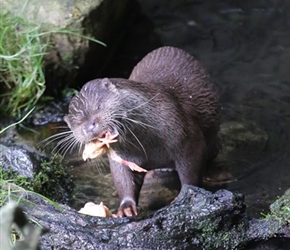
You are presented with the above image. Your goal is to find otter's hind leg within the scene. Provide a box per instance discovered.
[175,134,207,186]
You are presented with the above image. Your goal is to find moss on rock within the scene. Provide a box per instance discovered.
[0,154,74,204]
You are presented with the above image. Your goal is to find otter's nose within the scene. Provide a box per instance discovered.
[83,120,100,138]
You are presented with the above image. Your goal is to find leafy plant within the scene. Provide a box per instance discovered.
[0,12,47,117]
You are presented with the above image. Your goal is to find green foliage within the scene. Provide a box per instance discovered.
[0,12,47,117]
[33,154,74,203]
[0,168,32,192]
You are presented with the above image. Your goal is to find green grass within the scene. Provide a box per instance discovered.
[0,12,47,117]
[0,179,63,211]
[0,107,35,134]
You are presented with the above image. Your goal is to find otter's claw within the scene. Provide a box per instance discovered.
[113,199,138,217]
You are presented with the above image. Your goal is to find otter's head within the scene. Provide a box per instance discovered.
[64,78,121,144]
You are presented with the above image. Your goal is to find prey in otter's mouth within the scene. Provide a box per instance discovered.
[82,130,118,161]
[82,130,147,173]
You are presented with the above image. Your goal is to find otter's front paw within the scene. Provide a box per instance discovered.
[116,199,138,217]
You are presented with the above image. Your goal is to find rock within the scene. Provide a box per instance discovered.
[3,0,105,28]
[269,189,290,223]
[26,97,71,125]
[0,134,74,204]
[3,184,290,249]
[0,143,36,178]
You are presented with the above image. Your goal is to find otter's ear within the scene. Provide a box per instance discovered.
[101,78,117,91]
[63,115,71,128]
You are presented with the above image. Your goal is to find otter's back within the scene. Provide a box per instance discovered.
[129,46,209,90]
[129,47,220,136]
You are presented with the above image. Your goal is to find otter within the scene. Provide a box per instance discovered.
[64,46,221,217]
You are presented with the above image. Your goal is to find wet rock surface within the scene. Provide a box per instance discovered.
[3,185,290,250]
[0,143,35,178]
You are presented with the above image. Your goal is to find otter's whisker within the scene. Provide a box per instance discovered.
[127,94,159,113]
[110,119,126,141]
[126,126,147,158]
[110,115,151,153]
[110,118,138,148]
[39,130,73,148]
[51,138,70,155]
[113,113,152,130]
[53,134,79,156]
[122,116,156,130]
